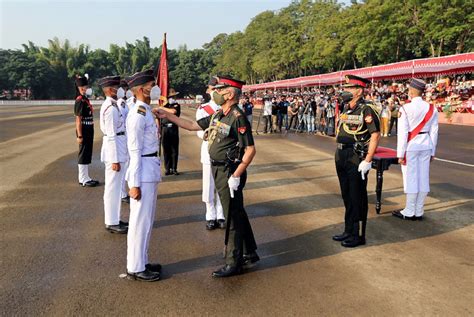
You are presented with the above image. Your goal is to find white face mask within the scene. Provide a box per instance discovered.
[125,90,133,99]
[117,87,125,99]
[168,97,175,104]
[150,85,161,101]
[85,88,92,97]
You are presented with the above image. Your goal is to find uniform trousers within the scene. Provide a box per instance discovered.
[104,162,126,226]
[78,164,92,184]
[402,150,431,194]
[127,182,158,273]
[162,126,179,172]
[202,163,224,221]
[212,164,257,266]
[335,148,369,237]
[120,160,129,198]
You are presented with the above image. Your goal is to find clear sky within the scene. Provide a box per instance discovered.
[1,0,350,51]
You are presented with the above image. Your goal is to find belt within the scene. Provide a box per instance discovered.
[210,159,227,166]
[104,131,125,136]
[142,152,158,157]
[81,121,94,125]
[163,123,175,128]
[418,131,428,134]
[337,143,354,150]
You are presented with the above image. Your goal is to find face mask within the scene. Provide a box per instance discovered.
[150,85,161,101]
[340,91,353,103]
[126,90,133,99]
[85,88,92,97]
[168,98,175,104]
[212,91,229,106]
[117,87,125,99]
[150,85,161,100]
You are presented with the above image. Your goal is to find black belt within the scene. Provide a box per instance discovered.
[104,131,125,136]
[337,143,354,150]
[418,132,428,134]
[210,159,227,166]
[142,152,158,157]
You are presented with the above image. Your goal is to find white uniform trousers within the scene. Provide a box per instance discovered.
[103,162,125,226]
[401,150,431,194]
[127,182,158,273]
[78,164,92,184]
[401,150,431,217]
[202,163,224,221]
[120,160,129,198]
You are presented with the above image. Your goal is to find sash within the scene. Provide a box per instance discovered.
[201,105,215,116]
[403,104,434,161]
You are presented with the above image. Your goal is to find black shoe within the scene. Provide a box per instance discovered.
[165,170,172,176]
[121,196,130,204]
[341,236,366,248]
[81,180,98,187]
[206,220,217,230]
[127,268,160,282]
[119,220,128,228]
[212,264,243,278]
[145,263,162,273]
[414,216,423,221]
[243,252,260,269]
[105,224,128,234]
[172,170,180,175]
[392,210,416,221]
[217,219,226,229]
[332,232,351,242]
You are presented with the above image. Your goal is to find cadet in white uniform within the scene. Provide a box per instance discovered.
[394,78,439,221]
[196,77,225,230]
[99,76,129,234]
[125,70,162,282]
[116,80,130,203]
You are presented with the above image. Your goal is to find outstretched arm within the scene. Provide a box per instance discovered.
[152,108,201,131]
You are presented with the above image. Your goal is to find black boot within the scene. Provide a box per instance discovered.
[332,232,351,241]
[212,264,243,278]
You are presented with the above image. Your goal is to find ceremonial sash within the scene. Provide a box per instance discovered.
[202,105,215,116]
[403,104,434,161]
[407,104,434,142]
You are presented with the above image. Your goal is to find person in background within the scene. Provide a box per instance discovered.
[380,101,391,137]
[262,97,273,133]
[242,96,254,129]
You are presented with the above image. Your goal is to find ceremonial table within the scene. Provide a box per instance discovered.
[372,147,399,214]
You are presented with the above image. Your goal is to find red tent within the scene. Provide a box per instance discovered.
[243,53,474,92]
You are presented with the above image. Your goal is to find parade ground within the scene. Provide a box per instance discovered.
[1,104,473,316]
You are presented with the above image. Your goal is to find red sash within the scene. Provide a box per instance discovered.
[403,104,434,161]
[407,104,434,142]
[201,105,215,116]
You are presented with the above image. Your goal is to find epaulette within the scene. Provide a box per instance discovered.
[137,105,147,116]
[75,95,83,101]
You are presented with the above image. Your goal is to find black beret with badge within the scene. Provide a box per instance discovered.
[343,75,371,88]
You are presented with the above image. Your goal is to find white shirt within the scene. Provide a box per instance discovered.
[126,96,136,111]
[397,96,439,157]
[263,101,273,116]
[196,100,221,164]
[99,96,128,163]
[117,97,129,122]
[126,100,161,187]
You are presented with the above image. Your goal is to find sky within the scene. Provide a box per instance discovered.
[0,0,350,51]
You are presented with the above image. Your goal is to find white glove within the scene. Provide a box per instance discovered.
[358,160,372,180]
[228,176,240,198]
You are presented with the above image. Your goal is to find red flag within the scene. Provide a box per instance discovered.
[157,33,169,106]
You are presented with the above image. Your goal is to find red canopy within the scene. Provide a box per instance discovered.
[243,53,474,91]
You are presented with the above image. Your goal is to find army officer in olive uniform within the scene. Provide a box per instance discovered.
[333,75,380,248]
[154,75,259,278]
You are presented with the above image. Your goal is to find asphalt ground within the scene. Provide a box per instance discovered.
[1,104,473,316]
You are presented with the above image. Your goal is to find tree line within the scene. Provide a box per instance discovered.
[0,0,472,99]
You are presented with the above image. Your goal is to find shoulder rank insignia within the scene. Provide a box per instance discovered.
[238,126,247,134]
[75,95,83,101]
[364,114,373,123]
[232,109,241,117]
[137,105,147,116]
